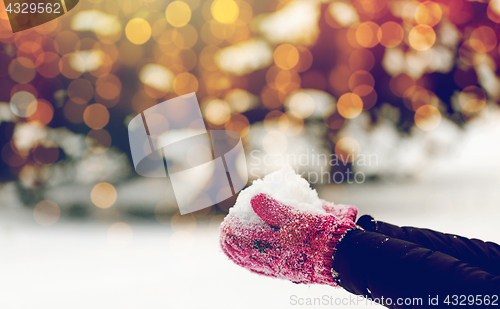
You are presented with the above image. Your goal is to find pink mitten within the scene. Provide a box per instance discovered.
[220,193,357,286]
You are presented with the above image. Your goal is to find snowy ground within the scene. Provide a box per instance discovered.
[0,206,374,309]
[1,172,499,309]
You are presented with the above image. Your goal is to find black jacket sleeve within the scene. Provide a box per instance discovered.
[357,215,500,276]
[332,228,500,308]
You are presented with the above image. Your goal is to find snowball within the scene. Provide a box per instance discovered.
[228,165,326,224]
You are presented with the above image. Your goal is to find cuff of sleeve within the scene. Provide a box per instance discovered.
[331,227,365,284]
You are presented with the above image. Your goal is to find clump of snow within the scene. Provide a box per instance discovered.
[228,165,325,224]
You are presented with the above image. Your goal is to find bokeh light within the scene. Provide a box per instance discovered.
[335,137,360,163]
[355,22,380,48]
[327,2,359,27]
[274,43,299,70]
[91,182,117,209]
[225,113,250,137]
[125,18,152,45]
[10,91,37,117]
[27,99,54,125]
[33,200,60,226]
[139,64,174,92]
[286,91,315,119]
[415,105,441,131]
[212,0,239,24]
[203,99,231,125]
[415,1,442,27]
[459,86,487,113]
[173,72,199,95]
[83,104,110,129]
[377,21,404,48]
[409,25,436,51]
[349,70,375,96]
[469,26,497,53]
[337,93,363,119]
[9,57,36,83]
[166,1,192,27]
[68,78,94,104]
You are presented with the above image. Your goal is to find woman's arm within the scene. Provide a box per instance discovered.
[357,215,500,276]
[333,228,500,308]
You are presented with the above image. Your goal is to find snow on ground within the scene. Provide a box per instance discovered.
[0,206,381,309]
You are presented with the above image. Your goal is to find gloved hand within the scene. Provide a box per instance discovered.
[220,193,358,286]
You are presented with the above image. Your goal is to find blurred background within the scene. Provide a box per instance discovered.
[1,0,500,308]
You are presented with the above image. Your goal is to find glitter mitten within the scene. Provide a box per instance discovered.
[220,193,357,286]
